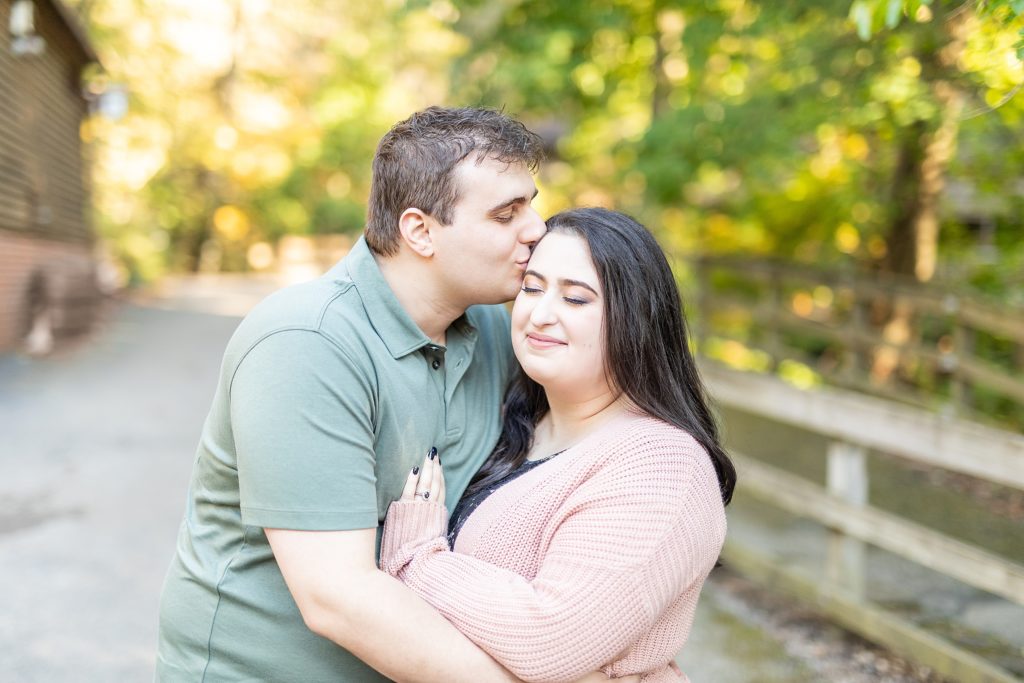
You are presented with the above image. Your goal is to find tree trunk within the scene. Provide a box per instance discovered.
[914,80,964,281]
[873,6,969,384]
[884,121,928,278]
[881,6,968,282]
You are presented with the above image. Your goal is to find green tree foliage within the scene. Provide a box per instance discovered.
[443,0,1022,287]
[851,0,1023,57]
[74,0,463,279]
[71,0,1022,293]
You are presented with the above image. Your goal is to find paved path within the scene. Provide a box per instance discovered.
[0,302,240,681]
[0,278,811,682]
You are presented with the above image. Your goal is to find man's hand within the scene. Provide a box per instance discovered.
[266,526,518,683]
[269,462,646,683]
[573,675,641,683]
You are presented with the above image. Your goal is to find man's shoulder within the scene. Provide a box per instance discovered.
[226,275,366,361]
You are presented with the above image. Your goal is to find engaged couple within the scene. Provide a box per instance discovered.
[156,106,735,683]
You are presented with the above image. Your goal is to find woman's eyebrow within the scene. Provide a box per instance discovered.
[560,278,598,295]
[525,271,598,295]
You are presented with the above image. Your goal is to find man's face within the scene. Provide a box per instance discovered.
[430,156,546,307]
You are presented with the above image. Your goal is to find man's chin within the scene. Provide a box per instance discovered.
[473,286,520,307]
[458,275,522,307]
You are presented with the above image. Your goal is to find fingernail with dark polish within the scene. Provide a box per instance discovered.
[423,491,430,500]
[429,446,437,460]
[412,466,419,475]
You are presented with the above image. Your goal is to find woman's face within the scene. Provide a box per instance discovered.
[511,232,612,399]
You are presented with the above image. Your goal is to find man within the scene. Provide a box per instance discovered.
[156,107,546,682]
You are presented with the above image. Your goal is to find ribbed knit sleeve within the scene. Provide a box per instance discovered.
[380,500,449,565]
[379,426,725,683]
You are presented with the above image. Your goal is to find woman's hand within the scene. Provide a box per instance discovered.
[380,447,449,577]
[400,446,446,506]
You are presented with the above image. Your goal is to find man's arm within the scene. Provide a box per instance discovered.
[266,527,520,683]
[239,334,622,682]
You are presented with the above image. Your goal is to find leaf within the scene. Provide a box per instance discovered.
[850,0,875,40]
[885,0,904,28]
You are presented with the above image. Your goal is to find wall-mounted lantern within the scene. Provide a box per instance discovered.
[10,0,46,56]
[94,83,128,121]
[83,72,129,122]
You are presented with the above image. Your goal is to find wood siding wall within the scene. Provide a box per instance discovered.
[0,0,92,245]
[0,0,97,351]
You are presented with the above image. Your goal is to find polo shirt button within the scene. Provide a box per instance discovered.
[432,359,441,370]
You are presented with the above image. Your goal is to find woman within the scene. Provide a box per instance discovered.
[380,208,736,683]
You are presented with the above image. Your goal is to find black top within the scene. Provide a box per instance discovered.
[448,451,564,547]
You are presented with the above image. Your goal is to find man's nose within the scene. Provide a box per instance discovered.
[520,207,546,245]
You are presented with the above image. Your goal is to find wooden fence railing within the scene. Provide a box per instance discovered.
[691,255,1024,429]
[700,362,1024,683]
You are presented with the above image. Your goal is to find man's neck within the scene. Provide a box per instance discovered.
[375,252,463,345]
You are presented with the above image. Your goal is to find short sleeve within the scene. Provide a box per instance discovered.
[230,329,379,530]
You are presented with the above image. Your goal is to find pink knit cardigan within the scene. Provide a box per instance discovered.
[380,412,727,683]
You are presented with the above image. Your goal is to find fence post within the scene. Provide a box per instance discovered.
[950,298,974,414]
[826,440,868,598]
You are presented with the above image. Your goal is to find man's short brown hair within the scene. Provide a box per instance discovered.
[365,106,544,256]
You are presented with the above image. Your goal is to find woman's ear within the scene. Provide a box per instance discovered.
[397,207,435,257]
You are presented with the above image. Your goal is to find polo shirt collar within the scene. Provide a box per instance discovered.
[329,236,477,359]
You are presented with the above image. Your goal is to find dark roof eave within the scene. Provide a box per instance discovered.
[43,0,100,66]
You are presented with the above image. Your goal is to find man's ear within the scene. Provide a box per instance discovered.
[397,207,435,257]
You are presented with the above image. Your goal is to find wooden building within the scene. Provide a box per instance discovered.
[0,0,98,354]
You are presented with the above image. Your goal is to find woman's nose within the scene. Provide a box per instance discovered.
[530,294,557,326]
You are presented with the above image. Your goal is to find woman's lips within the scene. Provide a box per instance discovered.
[526,333,566,348]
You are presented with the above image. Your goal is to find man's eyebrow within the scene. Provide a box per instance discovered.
[488,187,540,214]
[524,271,599,296]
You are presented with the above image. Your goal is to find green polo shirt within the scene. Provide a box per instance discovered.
[156,237,513,682]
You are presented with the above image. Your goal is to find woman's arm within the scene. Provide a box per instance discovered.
[380,440,725,683]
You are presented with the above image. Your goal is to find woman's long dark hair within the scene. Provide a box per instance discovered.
[467,208,736,505]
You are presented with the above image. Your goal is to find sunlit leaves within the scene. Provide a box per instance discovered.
[849,0,931,41]
[72,0,469,276]
[70,0,1023,289]
[851,0,1023,58]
